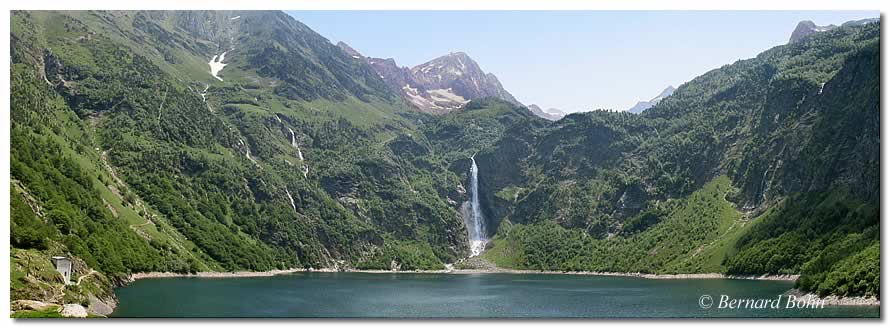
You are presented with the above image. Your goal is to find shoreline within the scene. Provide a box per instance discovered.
[126,268,800,282]
[127,268,313,281]
[785,289,881,307]
[442,269,801,281]
[117,269,878,309]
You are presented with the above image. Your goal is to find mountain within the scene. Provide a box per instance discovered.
[788,18,879,43]
[9,10,880,315]
[841,17,880,27]
[342,44,521,113]
[336,41,364,59]
[627,86,675,114]
[527,104,566,121]
[789,20,838,43]
[411,52,520,105]
[10,10,481,312]
[365,55,453,113]
[477,20,878,297]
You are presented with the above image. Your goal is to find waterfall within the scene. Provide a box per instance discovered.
[238,138,259,167]
[285,188,297,213]
[287,127,309,177]
[468,155,487,256]
[200,85,208,103]
[287,128,304,161]
[238,138,251,160]
[200,85,213,112]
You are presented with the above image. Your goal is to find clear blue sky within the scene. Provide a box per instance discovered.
[287,11,877,112]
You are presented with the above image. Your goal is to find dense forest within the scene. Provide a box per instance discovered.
[9,10,879,313]
[477,22,879,299]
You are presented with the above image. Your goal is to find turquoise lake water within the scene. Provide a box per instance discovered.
[112,272,879,318]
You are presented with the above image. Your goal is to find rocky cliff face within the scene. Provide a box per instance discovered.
[789,20,837,43]
[411,52,520,106]
[338,43,521,113]
[336,41,363,59]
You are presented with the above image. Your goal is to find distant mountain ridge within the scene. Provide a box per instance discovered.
[337,43,567,121]
[526,104,566,121]
[628,86,675,114]
[788,17,879,43]
[338,43,520,113]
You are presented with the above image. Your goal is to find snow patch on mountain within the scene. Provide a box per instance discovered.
[209,51,228,81]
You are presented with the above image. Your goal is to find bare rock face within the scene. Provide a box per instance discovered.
[336,41,363,59]
[410,52,520,107]
[87,294,116,316]
[11,300,57,312]
[389,259,402,271]
[60,304,88,318]
[338,42,521,113]
[789,20,837,43]
[173,11,244,47]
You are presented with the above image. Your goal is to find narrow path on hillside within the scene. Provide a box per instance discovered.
[76,270,97,286]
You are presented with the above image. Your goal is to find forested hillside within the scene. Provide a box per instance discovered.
[9,10,879,312]
[10,11,495,307]
[478,22,879,298]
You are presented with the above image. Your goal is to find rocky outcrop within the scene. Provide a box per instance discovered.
[789,20,837,43]
[60,304,88,318]
[87,294,116,316]
[11,300,57,312]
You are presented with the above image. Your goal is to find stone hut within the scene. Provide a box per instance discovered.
[51,256,73,285]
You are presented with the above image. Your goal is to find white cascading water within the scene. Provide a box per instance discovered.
[285,187,297,213]
[287,128,304,161]
[287,127,309,177]
[238,138,251,160]
[468,155,487,256]
[238,138,259,167]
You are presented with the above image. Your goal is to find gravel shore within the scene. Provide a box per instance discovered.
[129,268,799,281]
[127,268,319,281]
[785,289,880,307]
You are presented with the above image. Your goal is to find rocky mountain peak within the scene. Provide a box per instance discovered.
[408,52,520,108]
[628,85,676,114]
[358,50,521,113]
[411,52,482,86]
[789,20,837,43]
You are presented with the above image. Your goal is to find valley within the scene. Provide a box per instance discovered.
[9,10,880,317]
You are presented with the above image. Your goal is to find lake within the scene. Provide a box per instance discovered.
[112,272,879,318]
